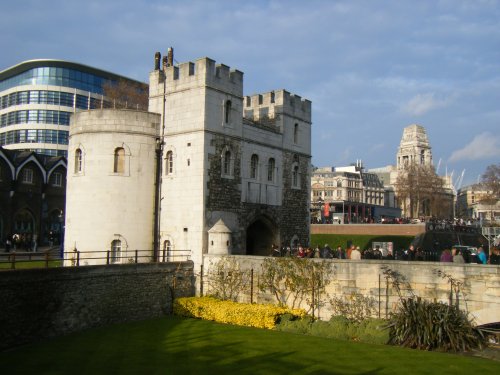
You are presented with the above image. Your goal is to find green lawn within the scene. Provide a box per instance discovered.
[0,259,62,270]
[1,316,498,374]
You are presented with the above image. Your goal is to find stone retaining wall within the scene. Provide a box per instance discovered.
[203,255,500,326]
[0,262,194,351]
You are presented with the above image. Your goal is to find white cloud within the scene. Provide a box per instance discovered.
[448,132,500,162]
[401,93,452,116]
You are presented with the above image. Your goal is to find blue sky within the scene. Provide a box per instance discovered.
[1,0,499,186]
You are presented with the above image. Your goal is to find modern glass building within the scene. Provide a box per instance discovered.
[0,59,147,157]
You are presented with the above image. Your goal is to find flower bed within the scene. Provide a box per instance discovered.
[174,297,306,329]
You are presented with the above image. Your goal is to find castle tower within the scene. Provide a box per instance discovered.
[148,50,311,264]
[396,124,432,170]
[64,109,160,265]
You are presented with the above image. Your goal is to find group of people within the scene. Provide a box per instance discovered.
[270,242,500,264]
[2,233,38,253]
[270,243,393,260]
[440,246,500,265]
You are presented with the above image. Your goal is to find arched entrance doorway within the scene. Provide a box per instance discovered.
[246,218,276,256]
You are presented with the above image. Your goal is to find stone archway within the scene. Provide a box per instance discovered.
[246,217,277,256]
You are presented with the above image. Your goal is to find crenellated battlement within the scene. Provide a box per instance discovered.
[150,51,243,97]
[244,89,311,124]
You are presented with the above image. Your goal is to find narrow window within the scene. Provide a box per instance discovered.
[223,150,231,176]
[111,240,121,263]
[166,151,173,175]
[75,148,82,173]
[53,172,62,187]
[337,180,342,188]
[250,154,259,179]
[225,100,232,123]
[114,147,125,173]
[267,158,275,182]
[163,240,172,262]
[292,165,299,187]
[22,168,33,184]
[294,123,299,144]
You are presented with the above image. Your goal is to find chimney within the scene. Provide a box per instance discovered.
[154,52,161,71]
[167,47,174,67]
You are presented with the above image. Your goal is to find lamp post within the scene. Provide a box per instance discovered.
[153,137,163,262]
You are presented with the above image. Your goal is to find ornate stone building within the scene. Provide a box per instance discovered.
[0,147,66,248]
[64,50,311,267]
[369,124,454,219]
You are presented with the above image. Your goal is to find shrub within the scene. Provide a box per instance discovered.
[174,297,306,330]
[386,297,486,352]
[310,318,351,341]
[275,315,314,335]
[356,318,389,345]
[329,292,377,323]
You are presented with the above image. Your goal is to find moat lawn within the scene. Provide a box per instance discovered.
[1,316,498,374]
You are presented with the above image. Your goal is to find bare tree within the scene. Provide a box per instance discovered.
[102,79,148,110]
[475,163,500,220]
[396,164,451,218]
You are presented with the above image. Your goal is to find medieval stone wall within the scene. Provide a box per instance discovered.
[0,262,194,351]
[203,254,500,326]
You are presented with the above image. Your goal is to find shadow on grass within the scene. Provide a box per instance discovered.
[0,316,497,375]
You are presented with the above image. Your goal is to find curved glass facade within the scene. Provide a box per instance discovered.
[0,60,145,157]
[1,110,71,128]
[0,67,109,94]
[1,90,102,111]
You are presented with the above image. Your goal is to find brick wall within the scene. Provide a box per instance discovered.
[0,262,194,351]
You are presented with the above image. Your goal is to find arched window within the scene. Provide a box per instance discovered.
[111,239,121,263]
[294,123,299,144]
[222,149,232,177]
[114,147,125,173]
[250,154,259,179]
[337,180,342,188]
[292,164,299,188]
[267,158,275,182]
[163,240,172,262]
[75,148,82,173]
[166,151,173,175]
[225,100,232,124]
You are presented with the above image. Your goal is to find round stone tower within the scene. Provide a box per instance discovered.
[64,109,160,265]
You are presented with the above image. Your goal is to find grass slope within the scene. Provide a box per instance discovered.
[1,316,498,375]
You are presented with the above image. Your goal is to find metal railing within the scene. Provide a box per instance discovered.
[0,248,191,270]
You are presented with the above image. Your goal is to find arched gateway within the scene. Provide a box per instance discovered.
[246,217,278,256]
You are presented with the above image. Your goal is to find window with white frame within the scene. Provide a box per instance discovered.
[22,168,33,184]
[267,158,275,182]
[222,148,233,178]
[75,148,83,173]
[166,151,174,175]
[111,239,121,263]
[225,100,232,124]
[292,164,299,188]
[52,172,62,187]
[250,154,259,179]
